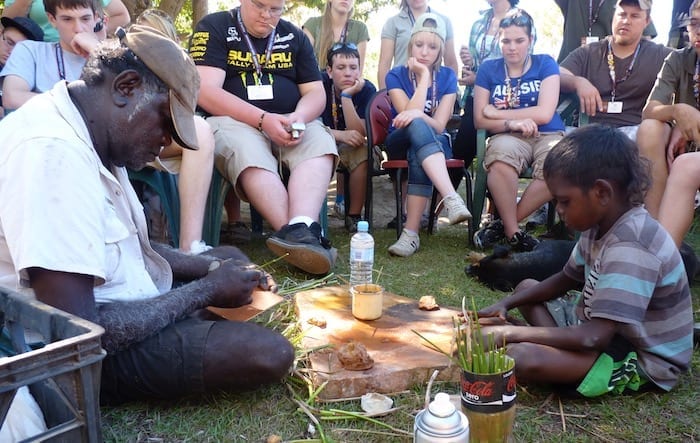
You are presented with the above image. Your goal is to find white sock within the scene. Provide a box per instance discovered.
[289,216,314,227]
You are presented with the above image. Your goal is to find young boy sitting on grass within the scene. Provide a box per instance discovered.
[477,124,693,397]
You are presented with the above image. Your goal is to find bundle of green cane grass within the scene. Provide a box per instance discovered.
[414,297,512,374]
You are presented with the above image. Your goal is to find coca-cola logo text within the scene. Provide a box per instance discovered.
[461,379,495,399]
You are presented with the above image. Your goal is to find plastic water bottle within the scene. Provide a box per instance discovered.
[349,221,374,286]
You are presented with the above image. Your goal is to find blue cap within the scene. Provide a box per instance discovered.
[357,221,369,232]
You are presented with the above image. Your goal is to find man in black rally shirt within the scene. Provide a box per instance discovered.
[190,0,338,275]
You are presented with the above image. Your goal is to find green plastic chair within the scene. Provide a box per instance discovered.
[127,167,181,247]
[128,167,231,248]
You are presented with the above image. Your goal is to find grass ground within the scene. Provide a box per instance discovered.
[101,211,700,442]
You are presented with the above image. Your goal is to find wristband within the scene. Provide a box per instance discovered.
[257,112,266,132]
[340,92,353,99]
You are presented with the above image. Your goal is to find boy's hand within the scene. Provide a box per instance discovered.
[477,301,508,322]
[406,57,430,85]
[339,129,365,148]
[342,78,365,96]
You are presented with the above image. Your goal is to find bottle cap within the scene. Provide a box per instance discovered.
[357,220,369,232]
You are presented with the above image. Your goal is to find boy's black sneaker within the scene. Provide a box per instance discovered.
[266,222,337,275]
[386,213,407,229]
[473,219,505,249]
[508,230,540,252]
[345,214,361,233]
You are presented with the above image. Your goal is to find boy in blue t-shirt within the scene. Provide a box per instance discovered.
[478,124,693,397]
[320,43,376,232]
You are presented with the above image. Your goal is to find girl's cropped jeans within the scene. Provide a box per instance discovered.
[386,118,452,198]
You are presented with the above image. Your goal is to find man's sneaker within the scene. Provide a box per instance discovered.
[525,204,548,231]
[508,230,540,252]
[440,194,472,225]
[345,214,361,233]
[266,222,337,275]
[473,219,505,249]
[388,229,420,257]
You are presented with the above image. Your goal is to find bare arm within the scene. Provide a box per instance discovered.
[302,28,315,48]
[473,85,505,133]
[197,65,293,147]
[480,271,617,353]
[339,79,367,135]
[389,65,456,134]
[377,38,395,90]
[2,75,37,110]
[481,74,560,124]
[443,37,459,78]
[485,317,617,352]
[1,0,33,19]
[292,80,326,123]
[357,40,368,76]
[644,99,700,144]
[104,0,130,36]
[489,271,580,314]
[560,66,604,116]
[28,262,262,354]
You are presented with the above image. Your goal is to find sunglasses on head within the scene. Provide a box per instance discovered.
[330,42,358,52]
[500,14,532,28]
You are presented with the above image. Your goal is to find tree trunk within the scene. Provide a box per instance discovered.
[156,0,187,20]
[192,0,208,28]
[121,0,152,23]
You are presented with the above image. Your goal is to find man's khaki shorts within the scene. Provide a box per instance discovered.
[207,116,337,202]
[337,142,367,171]
[484,132,564,180]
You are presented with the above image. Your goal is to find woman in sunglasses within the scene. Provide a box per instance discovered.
[384,13,471,257]
[303,0,369,73]
[472,8,564,252]
[453,0,536,170]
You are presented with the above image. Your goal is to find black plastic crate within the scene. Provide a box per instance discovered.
[0,289,105,442]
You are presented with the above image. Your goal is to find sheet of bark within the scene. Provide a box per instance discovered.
[208,290,284,322]
[295,286,460,400]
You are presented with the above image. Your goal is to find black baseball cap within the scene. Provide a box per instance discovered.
[1,16,44,42]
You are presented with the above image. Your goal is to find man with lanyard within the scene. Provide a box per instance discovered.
[0,0,104,110]
[637,0,700,218]
[559,0,669,141]
[320,42,376,233]
[556,0,657,63]
[191,0,339,275]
